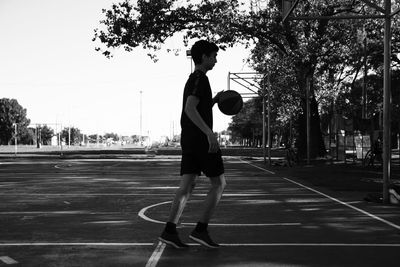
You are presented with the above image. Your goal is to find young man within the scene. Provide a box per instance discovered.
[159,40,226,249]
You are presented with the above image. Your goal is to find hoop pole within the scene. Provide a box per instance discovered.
[306,77,311,165]
[382,0,391,204]
[267,75,272,166]
[262,85,266,165]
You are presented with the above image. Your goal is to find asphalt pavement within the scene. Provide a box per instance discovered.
[0,154,399,266]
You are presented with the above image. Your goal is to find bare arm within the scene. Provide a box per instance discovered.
[185,95,219,153]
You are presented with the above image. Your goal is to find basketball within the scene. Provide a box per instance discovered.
[217,90,243,115]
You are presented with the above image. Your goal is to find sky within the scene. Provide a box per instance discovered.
[0,0,255,139]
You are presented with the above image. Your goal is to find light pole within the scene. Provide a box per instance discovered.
[36,125,41,148]
[13,123,17,156]
[140,90,143,146]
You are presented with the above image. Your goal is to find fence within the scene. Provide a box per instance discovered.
[325,132,373,162]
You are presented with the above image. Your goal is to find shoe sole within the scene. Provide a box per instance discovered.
[158,237,189,249]
[189,235,219,249]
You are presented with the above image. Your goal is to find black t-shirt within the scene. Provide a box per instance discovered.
[180,70,213,153]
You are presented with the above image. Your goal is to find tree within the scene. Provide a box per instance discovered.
[88,134,99,144]
[61,127,82,146]
[19,127,36,145]
[228,97,263,147]
[248,47,301,147]
[332,69,400,145]
[40,125,55,145]
[131,135,140,143]
[104,132,120,141]
[93,0,400,157]
[246,0,400,156]
[93,0,252,59]
[0,98,31,145]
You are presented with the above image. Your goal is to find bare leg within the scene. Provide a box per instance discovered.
[199,174,226,223]
[167,174,197,224]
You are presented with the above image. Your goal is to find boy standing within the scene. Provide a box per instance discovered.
[159,40,226,249]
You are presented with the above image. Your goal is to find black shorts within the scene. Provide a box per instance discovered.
[180,150,224,177]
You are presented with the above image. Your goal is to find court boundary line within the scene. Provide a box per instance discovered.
[0,242,399,247]
[145,241,166,267]
[0,243,155,246]
[239,159,276,174]
[283,176,400,231]
[0,193,316,196]
[240,159,400,231]
[221,243,400,247]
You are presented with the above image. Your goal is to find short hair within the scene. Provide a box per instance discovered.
[190,40,219,65]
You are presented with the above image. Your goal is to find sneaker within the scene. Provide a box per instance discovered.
[189,230,220,248]
[159,230,189,249]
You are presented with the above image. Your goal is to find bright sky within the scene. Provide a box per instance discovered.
[0,0,254,139]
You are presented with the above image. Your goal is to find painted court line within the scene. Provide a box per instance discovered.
[0,243,154,246]
[0,256,18,265]
[180,222,301,226]
[138,201,301,226]
[145,241,166,267]
[0,242,398,247]
[219,243,400,247]
[239,159,276,174]
[0,211,103,215]
[240,159,400,231]
[283,176,400,231]
[0,193,316,197]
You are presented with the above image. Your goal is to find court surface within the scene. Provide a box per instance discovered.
[1,155,399,266]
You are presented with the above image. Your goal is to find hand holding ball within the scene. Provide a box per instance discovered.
[217,90,243,115]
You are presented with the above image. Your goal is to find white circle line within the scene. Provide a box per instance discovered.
[0,256,18,264]
[138,201,171,225]
[138,201,301,227]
